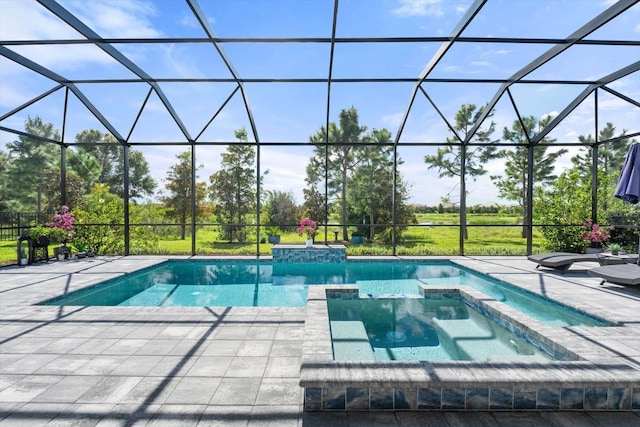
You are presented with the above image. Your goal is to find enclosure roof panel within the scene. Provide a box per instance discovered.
[0,0,638,145]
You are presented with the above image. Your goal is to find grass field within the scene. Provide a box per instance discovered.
[0,213,545,266]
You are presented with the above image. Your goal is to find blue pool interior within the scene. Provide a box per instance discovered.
[328,297,555,362]
[41,260,611,327]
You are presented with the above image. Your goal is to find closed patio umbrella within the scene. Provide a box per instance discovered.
[615,143,640,204]
[614,143,640,265]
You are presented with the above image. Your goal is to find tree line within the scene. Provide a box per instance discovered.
[423,104,636,241]
[0,106,635,250]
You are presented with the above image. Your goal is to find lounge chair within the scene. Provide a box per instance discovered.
[528,252,579,263]
[588,264,640,286]
[527,252,602,273]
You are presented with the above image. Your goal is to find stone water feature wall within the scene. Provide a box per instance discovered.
[272,244,346,263]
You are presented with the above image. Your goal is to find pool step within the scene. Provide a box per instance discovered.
[432,316,541,361]
[356,279,424,295]
[432,317,493,339]
[486,354,549,362]
[119,283,178,306]
[456,336,528,361]
[330,320,375,361]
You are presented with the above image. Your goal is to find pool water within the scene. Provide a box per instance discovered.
[328,297,554,362]
[41,260,609,327]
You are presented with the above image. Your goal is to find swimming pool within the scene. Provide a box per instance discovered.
[41,260,610,327]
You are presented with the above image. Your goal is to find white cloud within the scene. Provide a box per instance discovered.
[144,100,168,114]
[391,0,444,17]
[10,44,119,72]
[398,113,452,142]
[0,85,30,110]
[537,84,560,92]
[0,1,80,41]
[381,112,405,127]
[0,0,162,75]
[442,65,462,73]
[179,13,215,29]
[261,151,309,203]
[180,14,199,29]
[60,0,161,38]
[541,111,559,121]
[598,96,630,110]
[606,79,628,90]
[160,45,206,79]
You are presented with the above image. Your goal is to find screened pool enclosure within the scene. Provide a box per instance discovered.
[0,0,638,257]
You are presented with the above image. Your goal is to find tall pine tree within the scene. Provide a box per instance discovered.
[160,150,207,240]
[209,128,258,243]
[491,115,567,238]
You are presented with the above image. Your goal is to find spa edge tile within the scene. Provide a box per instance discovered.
[489,387,514,410]
[441,387,465,410]
[560,387,584,410]
[608,387,632,410]
[417,387,441,410]
[466,388,489,410]
[513,387,537,410]
[369,388,394,410]
[322,387,346,410]
[394,388,417,410]
[304,387,322,411]
[632,387,640,410]
[536,388,561,410]
[346,387,369,410]
[584,387,608,410]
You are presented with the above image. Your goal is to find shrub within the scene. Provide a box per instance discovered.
[533,170,592,252]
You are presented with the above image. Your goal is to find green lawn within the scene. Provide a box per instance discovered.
[1,240,18,266]
[1,213,545,265]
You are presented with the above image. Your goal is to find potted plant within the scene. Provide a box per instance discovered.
[297,218,317,248]
[24,227,51,262]
[266,226,281,244]
[607,243,622,255]
[53,242,70,260]
[34,206,76,245]
[74,241,88,259]
[581,218,613,253]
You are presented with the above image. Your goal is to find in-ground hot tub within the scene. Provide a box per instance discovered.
[328,295,555,362]
[300,285,640,411]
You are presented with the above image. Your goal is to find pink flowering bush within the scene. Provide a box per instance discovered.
[581,218,613,246]
[30,206,76,243]
[297,218,317,240]
[47,205,76,238]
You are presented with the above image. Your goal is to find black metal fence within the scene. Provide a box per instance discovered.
[0,212,45,241]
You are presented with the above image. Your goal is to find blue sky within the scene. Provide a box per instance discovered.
[1,0,639,206]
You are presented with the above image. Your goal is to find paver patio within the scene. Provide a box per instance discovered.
[1,256,639,426]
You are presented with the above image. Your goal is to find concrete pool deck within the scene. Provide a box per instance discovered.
[0,255,639,426]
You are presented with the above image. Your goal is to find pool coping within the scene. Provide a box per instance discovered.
[300,285,640,411]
